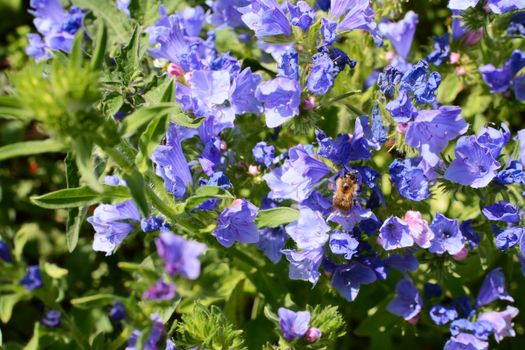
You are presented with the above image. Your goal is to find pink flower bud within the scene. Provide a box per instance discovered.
[385,51,395,62]
[452,247,468,261]
[220,140,228,152]
[396,122,409,134]
[167,63,184,78]
[450,52,460,65]
[248,165,259,176]
[456,66,467,76]
[465,29,483,46]
[303,96,316,111]
[304,327,322,342]
[407,315,419,325]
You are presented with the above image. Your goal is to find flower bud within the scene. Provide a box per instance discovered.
[304,327,322,342]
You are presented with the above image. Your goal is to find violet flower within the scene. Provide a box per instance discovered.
[214,199,259,247]
[155,231,206,279]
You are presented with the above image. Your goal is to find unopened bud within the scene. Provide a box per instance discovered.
[303,96,316,111]
[167,63,184,78]
[449,52,460,65]
[304,327,322,342]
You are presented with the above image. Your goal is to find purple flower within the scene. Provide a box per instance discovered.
[378,66,402,98]
[282,247,324,285]
[378,11,418,60]
[487,0,525,14]
[255,227,286,263]
[286,208,330,250]
[180,6,205,37]
[126,315,165,350]
[429,213,465,255]
[288,1,315,31]
[214,199,259,247]
[141,216,169,233]
[152,124,193,199]
[479,50,525,99]
[256,77,301,128]
[329,231,359,259]
[385,253,419,272]
[321,18,338,44]
[478,306,519,342]
[307,53,335,94]
[476,268,514,308]
[278,49,299,80]
[155,231,206,279]
[230,68,262,115]
[0,239,12,263]
[495,226,524,251]
[239,0,292,37]
[444,135,501,188]
[389,157,431,201]
[430,305,458,325]
[109,301,127,322]
[496,160,525,185]
[207,0,249,28]
[315,130,352,165]
[378,216,414,250]
[331,261,377,301]
[41,310,61,328]
[143,280,177,300]
[450,319,493,340]
[444,332,488,350]
[386,90,417,123]
[20,265,43,291]
[252,142,275,168]
[27,0,84,61]
[406,106,468,167]
[400,60,441,104]
[476,124,510,159]
[278,308,310,341]
[387,279,422,321]
[426,34,450,66]
[264,145,331,202]
[460,220,481,249]
[448,0,480,10]
[87,177,141,256]
[482,201,520,224]
[327,204,379,232]
[332,0,383,46]
[199,137,222,176]
[404,211,434,248]
[424,282,442,298]
[116,0,130,17]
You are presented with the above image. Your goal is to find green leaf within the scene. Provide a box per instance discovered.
[0,139,66,162]
[23,323,40,350]
[128,0,163,26]
[71,0,132,43]
[43,262,68,279]
[256,208,300,228]
[0,95,32,119]
[69,31,84,69]
[136,114,168,173]
[73,137,103,192]
[91,21,108,70]
[437,74,464,104]
[0,293,22,323]
[122,103,202,137]
[70,294,117,308]
[30,185,131,209]
[115,25,142,85]
[185,186,235,210]
[65,153,87,252]
[122,170,149,217]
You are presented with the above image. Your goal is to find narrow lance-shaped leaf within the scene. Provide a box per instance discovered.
[73,137,103,192]
[256,207,300,228]
[91,21,108,71]
[122,170,150,217]
[0,139,66,162]
[31,185,131,209]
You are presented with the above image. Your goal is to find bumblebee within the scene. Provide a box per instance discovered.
[332,171,358,214]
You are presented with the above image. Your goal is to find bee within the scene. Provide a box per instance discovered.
[332,171,358,214]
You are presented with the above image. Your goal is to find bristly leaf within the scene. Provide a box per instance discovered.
[91,21,108,71]
[122,169,150,217]
[0,139,66,162]
[65,153,87,252]
[115,25,142,86]
[31,185,131,209]
[73,137,103,192]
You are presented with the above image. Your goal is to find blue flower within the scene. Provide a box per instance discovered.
[448,0,480,10]
[426,34,450,66]
[109,301,127,322]
[482,201,520,224]
[255,227,286,263]
[315,129,352,165]
[141,216,170,233]
[430,305,458,326]
[252,142,275,168]
[328,204,379,232]
[377,66,402,98]
[41,310,61,328]
[87,177,141,255]
[20,265,43,291]
[278,308,310,341]
[385,253,419,272]
[278,49,299,80]
[26,0,84,61]
[460,220,480,249]
[207,0,250,28]
[307,53,335,94]
[378,216,414,250]
[477,124,510,159]
[331,261,377,301]
[286,208,330,250]
[429,213,465,255]
[116,0,130,17]
[424,282,442,298]
[387,279,422,321]
[143,279,177,301]
[321,18,338,45]
[444,135,501,188]
[389,157,431,201]
[0,239,12,263]
[495,226,524,251]
[329,231,359,259]
[479,50,525,100]
[444,332,488,350]
[487,0,525,14]
[478,306,519,343]
[126,315,165,350]
[230,68,262,115]
[450,319,493,341]
[155,231,206,278]
[288,1,315,32]
[300,191,333,216]
[318,46,357,74]
[400,60,441,104]
[239,0,292,37]
[256,77,301,128]
[496,161,525,185]
[199,137,222,176]
[332,0,383,46]
[263,145,331,202]
[214,199,259,247]
[476,268,514,308]
[508,13,525,37]
[378,10,418,60]
[386,90,417,123]
[406,106,468,167]
[282,247,324,285]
